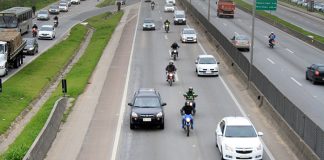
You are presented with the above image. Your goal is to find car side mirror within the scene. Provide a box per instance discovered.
[162,102,167,106]
[217,62,220,64]
[217,132,222,136]
[258,132,263,136]
[128,103,133,106]
[195,60,198,64]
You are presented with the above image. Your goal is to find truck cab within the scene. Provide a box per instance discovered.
[216,0,235,18]
[0,41,8,76]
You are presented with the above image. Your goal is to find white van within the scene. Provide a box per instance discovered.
[173,10,186,25]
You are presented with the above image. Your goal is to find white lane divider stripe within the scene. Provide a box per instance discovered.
[267,58,275,64]
[285,48,294,54]
[164,35,168,39]
[290,77,302,87]
[175,73,179,82]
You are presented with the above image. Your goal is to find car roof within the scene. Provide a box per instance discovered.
[136,88,158,97]
[313,64,324,67]
[198,54,215,59]
[41,25,54,28]
[183,28,194,31]
[223,117,253,126]
[144,18,153,21]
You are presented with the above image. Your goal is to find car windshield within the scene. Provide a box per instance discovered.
[166,4,173,7]
[236,35,248,40]
[225,126,257,137]
[134,97,160,107]
[184,29,195,34]
[0,44,4,54]
[318,66,324,72]
[176,14,185,18]
[26,39,34,45]
[60,3,67,6]
[199,57,216,64]
[51,5,59,9]
[40,26,53,31]
[144,19,153,23]
[39,10,48,14]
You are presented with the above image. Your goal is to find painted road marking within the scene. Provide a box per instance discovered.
[267,58,275,64]
[285,48,294,54]
[110,3,141,160]
[164,35,168,39]
[291,77,302,87]
[160,17,162,20]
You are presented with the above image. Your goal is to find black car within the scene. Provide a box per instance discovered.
[128,88,166,129]
[306,64,324,84]
[48,5,60,14]
[23,38,39,55]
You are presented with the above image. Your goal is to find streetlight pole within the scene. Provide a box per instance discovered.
[248,0,256,89]
[208,0,211,21]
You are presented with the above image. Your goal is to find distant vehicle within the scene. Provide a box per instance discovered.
[142,18,155,30]
[0,7,33,34]
[38,25,56,40]
[173,10,186,25]
[144,0,152,2]
[216,0,235,18]
[215,117,264,160]
[37,10,50,21]
[128,88,166,129]
[71,0,81,4]
[48,5,60,14]
[164,3,175,12]
[59,2,69,12]
[231,34,250,51]
[61,0,72,6]
[195,54,219,76]
[166,0,175,5]
[0,31,27,76]
[116,0,126,5]
[23,38,38,55]
[306,64,324,84]
[180,28,197,43]
[314,3,324,12]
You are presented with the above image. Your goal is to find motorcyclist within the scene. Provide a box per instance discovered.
[170,42,179,57]
[53,16,59,26]
[151,1,155,9]
[165,60,177,81]
[181,101,194,129]
[164,19,170,30]
[32,23,38,30]
[32,23,38,37]
[184,87,198,100]
[268,32,276,45]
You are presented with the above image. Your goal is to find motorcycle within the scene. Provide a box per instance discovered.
[54,20,58,28]
[183,94,197,115]
[32,28,37,37]
[167,72,175,86]
[165,24,169,33]
[151,3,155,10]
[170,49,178,61]
[269,39,275,48]
[182,114,193,137]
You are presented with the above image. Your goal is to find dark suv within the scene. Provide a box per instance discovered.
[128,88,166,129]
[306,64,324,84]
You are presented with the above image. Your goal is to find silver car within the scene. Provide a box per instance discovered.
[37,10,50,20]
[142,18,155,31]
[59,2,69,12]
[231,34,250,51]
[180,28,197,43]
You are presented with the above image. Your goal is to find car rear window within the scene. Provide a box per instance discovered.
[236,35,248,40]
[39,10,48,14]
[134,97,160,107]
[225,125,257,137]
[318,66,324,72]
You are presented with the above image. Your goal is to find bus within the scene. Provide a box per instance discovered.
[0,7,33,34]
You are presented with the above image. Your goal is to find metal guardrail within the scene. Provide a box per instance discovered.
[178,0,324,159]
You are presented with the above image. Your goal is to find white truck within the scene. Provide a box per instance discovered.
[0,30,26,76]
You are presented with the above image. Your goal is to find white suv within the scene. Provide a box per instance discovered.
[215,117,264,160]
[71,0,80,4]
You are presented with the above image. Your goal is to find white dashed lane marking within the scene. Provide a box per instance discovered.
[291,77,302,87]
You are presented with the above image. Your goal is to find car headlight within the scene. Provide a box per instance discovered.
[152,24,155,27]
[225,144,234,152]
[156,112,163,118]
[29,47,34,51]
[131,112,138,118]
[256,143,262,150]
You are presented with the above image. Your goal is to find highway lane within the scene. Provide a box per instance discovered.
[114,1,279,160]
[191,0,324,129]
[243,0,324,36]
[1,0,117,82]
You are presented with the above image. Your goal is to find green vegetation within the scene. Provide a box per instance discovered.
[1,11,123,160]
[234,0,324,43]
[0,0,57,11]
[96,0,116,8]
[279,0,324,16]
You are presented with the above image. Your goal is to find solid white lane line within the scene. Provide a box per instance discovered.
[197,35,276,160]
[164,35,168,39]
[267,58,275,64]
[110,4,141,160]
[290,77,302,87]
[285,48,294,54]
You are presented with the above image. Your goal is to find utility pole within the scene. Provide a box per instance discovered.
[248,0,256,89]
[208,0,211,21]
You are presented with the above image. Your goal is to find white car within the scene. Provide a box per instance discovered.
[164,3,175,12]
[71,0,80,4]
[215,117,264,160]
[195,55,219,76]
[180,28,197,43]
[59,2,69,12]
[166,0,175,5]
[38,25,56,40]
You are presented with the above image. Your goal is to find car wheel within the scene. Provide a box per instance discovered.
[305,74,309,80]
[160,123,164,129]
[312,78,317,85]
[195,68,197,73]
[130,123,135,129]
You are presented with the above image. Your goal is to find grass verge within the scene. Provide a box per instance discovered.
[0,11,123,160]
[234,0,324,43]
[0,0,57,12]
[96,0,116,8]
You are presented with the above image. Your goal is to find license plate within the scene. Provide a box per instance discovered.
[143,118,151,122]
[23,50,27,53]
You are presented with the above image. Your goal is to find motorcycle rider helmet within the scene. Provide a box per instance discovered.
[188,87,193,92]
[185,101,190,106]
[169,60,174,65]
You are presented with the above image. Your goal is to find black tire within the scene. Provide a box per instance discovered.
[130,123,135,129]
[306,74,309,80]
[173,55,176,61]
[169,80,172,86]
[186,125,190,137]
[312,78,317,85]
[160,123,164,129]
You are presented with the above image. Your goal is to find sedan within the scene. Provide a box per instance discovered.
[231,34,250,51]
[142,18,155,31]
[128,88,166,129]
[164,3,175,12]
[61,0,72,6]
[306,64,324,84]
[59,2,69,12]
[215,117,264,160]
[37,10,50,21]
[38,25,56,40]
[71,0,81,4]
[180,28,197,43]
[48,5,60,15]
[23,38,39,55]
[195,55,219,76]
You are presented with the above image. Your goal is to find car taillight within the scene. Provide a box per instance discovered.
[315,70,320,76]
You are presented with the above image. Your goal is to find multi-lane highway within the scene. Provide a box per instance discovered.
[192,0,324,129]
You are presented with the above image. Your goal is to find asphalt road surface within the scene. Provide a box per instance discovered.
[192,0,324,131]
